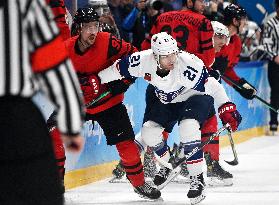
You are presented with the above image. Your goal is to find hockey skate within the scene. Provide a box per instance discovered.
[204,152,233,187]
[143,149,157,181]
[109,161,127,183]
[153,165,181,190]
[268,124,278,136]
[134,182,162,200]
[187,173,206,205]
[171,147,190,183]
[170,161,191,184]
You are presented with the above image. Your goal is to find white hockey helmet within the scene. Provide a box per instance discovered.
[151,32,179,56]
[211,21,230,45]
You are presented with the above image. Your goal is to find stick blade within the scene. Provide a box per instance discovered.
[224,159,239,166]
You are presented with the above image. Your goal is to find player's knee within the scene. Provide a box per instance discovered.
[134,134,146,153]
[141,121,164,147]
[179,119,201,143]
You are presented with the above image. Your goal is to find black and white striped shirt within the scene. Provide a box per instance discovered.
[262,16,279,60]
[0,0,84,135]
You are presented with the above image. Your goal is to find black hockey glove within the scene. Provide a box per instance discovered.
[209,69,221,81]
[211,56,229,75]
[233,78,257,100]
[106,78,135,96]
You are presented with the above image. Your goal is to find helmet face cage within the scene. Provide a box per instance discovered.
[223,4,247,25]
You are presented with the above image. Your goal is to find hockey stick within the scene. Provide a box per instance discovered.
[85,90,111,108]
[224,128,239,166]
[221,75,279,114]
[153,124,229,190]
[155,124,230,170]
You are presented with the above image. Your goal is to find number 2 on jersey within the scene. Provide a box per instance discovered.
[184,66,198,81]
[130,55,140,67]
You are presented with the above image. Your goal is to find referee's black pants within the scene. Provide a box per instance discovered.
[0,97,64,205]
[268,60,279,127]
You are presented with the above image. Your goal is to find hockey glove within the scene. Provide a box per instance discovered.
[106,78,135,96]
[209,69,221,81]
[233,78,257,100]
[218,102,242,131]
[79,74,107,105]
[211,56,229,75]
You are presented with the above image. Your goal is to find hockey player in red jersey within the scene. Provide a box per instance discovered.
[204,5,257,186]
[64,7,161,200]
[141,0,215,68]
[211,4,257,100]
[203,21,234,186]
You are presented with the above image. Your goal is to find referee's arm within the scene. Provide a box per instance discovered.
[29,0,84,137]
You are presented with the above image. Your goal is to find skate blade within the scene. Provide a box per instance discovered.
[138,196,164,202]
[207,177,233,187]
[135,191,164,202]
[190,192,206,205]
[157,166,181,190]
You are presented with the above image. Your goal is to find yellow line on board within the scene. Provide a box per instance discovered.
[220,126,267,147]
[65,161,119,189]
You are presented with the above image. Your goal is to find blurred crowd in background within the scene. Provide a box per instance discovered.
[60,0,273,62]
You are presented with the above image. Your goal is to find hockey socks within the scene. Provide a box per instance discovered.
[201,115,219,161]
[116,140,144,187]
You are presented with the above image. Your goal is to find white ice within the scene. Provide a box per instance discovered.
[65,135,279,205]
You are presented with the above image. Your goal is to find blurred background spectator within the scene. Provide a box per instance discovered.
[89,0,121,37]
[108,0,134,41]
[239,20,261,61]
[121,0,165,49]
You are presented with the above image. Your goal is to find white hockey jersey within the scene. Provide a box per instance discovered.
[99,49,229,106]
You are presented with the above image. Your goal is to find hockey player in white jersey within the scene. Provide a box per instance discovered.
[98,32,242,204]
[110,21,232,185]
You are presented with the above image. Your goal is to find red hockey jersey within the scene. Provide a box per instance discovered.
[65,32,137,114]
[215,34,242,85]
[141,10,215,68]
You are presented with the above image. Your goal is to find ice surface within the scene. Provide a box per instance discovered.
[65,135,279,205]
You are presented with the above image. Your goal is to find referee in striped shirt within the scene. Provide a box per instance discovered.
[261,0,279,133]
[0,0,84,204]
